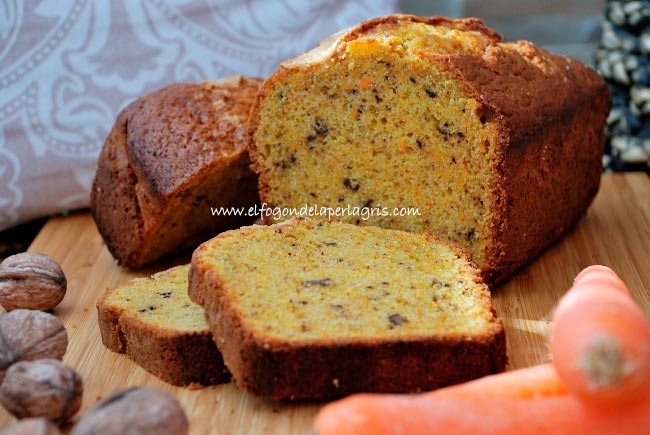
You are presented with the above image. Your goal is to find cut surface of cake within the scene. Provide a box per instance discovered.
[91,76,262,268]
[97,265,229,387]
[189,218,505,400]
[247,15,611,284]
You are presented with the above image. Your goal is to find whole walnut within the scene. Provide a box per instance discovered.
[0,310,67,381]
[71,387,188,435]
[0,417,62,435]
[0,253,67,311]
[0,359,82,424]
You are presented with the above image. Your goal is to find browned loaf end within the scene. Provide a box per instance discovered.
[189,218,505,400]
[91,76,262,268]
[97,265,230,387]
[247,15,611,285]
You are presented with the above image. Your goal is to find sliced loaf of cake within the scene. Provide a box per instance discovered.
[189,218,505,400]
[97,265,229,387]
[91,76,262,268]
[247,15,610,284]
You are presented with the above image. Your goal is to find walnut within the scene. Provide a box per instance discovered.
[0,310,67,381]
[0,417,62,435]
[0,359,82,424]
[71,387,188,435]
[0,253,67,311]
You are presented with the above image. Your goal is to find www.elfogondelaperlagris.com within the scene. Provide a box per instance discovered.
[211,203,421,222]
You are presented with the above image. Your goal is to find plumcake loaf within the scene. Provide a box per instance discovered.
[247,15,611,284]
[97,265,229,387]
[188,218,505,400]
[91,76,262,268]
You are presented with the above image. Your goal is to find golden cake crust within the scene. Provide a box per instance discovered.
[246,15,611,284]
[96,265,230,387]
[91,76,262,268]
[188,218,506,400]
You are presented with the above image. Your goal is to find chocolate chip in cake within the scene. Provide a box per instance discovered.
[425,88,437,98]
[137,305,156,313]
[438,123,451,137]
[307,120,329,145]
[343,178,360,191]
[388,313,408,327]
[315,120,329,134]
[301,279,333,288]
[432,279,451,288]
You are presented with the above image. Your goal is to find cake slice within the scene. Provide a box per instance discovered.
[189,218,505,400]
[247,15,610,284]
[91,76,262,268]
[97,265,229,387]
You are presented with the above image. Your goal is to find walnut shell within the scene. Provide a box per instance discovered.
[0,253,67,311]
[0,417,62,435]
[71,387,188,435]
[0,310,68,382]
[0,359,82,424]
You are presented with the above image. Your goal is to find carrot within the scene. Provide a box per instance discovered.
[551,265,650,405]
[553,266,630,322]
[430,364,565,398]
[313,364,650,435]
[572,265,629,295]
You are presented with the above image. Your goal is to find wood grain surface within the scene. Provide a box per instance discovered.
[1,173,649,434]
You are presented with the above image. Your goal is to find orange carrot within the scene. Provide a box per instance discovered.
[553,266,630,321]
[426,363,565,398]
[313,364,650,435]
[551,266,650,405]
[573,265,629,295]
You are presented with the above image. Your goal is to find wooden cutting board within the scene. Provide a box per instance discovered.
[1,173,649,434]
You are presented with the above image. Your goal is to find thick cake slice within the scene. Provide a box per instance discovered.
[189,218,505,400]
[247,15,610,284]
[97,265,229,387]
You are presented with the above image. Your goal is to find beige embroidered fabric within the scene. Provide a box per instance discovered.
[0,0,396,231]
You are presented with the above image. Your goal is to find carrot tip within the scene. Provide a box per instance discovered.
[577,333,634,390]
[574,265,620,284]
